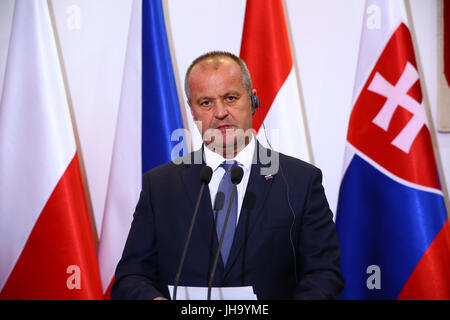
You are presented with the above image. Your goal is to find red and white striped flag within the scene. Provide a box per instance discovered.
[0,0,102,299]
[240,0,311,162]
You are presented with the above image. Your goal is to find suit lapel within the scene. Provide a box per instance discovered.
[179,143,276,278]
[224,142,275,274]
[179,148,224,273]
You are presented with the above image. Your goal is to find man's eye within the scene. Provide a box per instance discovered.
[226,96,236,102]
[200,101,211,107]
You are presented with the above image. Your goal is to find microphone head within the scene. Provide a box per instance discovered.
[231,166,244,184]
[200,166,213,184]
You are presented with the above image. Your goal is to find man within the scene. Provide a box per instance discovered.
[111,51,344,300]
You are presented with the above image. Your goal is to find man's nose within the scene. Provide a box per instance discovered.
[213,100,228,119]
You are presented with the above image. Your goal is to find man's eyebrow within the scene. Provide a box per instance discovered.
[196,95,214,102]
[196,91,241,102]
[219,90,241,97]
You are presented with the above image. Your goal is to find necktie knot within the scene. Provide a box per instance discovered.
[221,160,238,173]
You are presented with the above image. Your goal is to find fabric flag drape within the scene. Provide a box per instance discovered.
[445,0,449,86]
[240,0,311,162]
[438,0,450,132]
[98,0,186,299]
[336,0,450,299]
[0,0,103,299]
[141,0,186,173]
[97,0,142,299]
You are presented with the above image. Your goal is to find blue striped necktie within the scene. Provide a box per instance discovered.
[214,161,239,266]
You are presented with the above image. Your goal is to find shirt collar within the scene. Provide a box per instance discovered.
[203,136,255,172]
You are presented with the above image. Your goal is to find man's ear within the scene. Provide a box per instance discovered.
[250,89,259,115]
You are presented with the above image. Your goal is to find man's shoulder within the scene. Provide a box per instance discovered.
[257,142,319,175]
[278,152,321,183]
[278,151,318,173]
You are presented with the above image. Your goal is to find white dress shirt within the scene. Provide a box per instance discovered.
[203,136,255,221]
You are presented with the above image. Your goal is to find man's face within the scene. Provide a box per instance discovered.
[187,58,253,157]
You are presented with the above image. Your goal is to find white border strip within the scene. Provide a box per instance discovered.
[346,142,444,196]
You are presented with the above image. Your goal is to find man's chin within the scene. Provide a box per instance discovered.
[205,137,247,158]
[203,127,253,157]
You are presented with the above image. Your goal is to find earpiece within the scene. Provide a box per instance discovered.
[251,93,260,115]
[257,97,298,284]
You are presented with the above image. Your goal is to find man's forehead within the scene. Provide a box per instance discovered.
[188,63,243,93]
[191,56,239,74]
[197,59,223,71]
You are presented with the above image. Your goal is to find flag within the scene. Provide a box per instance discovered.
[336,0,450,299]
[141,0,186,173]
[0,0,102,299]
[445,0,449,86]
[97,0,142,298]
[438,0,450,132]
[98,0,186,298]
[240,0,311,162]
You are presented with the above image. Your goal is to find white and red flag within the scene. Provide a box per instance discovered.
[240,0,311,162]
[0,0,102,299]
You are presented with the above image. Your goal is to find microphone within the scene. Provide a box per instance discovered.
[207,166,244,300]
[173,165,213,300]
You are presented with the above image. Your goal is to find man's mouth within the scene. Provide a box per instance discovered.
[216,125,235,131]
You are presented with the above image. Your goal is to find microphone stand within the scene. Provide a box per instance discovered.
[173,166,212,300]
[207,166,243,300]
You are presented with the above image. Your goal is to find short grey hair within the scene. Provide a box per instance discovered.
[184,51,253,103]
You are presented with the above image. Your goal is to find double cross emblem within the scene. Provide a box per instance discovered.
[368,62,426,154]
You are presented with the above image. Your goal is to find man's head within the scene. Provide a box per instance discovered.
[185,51,255,158]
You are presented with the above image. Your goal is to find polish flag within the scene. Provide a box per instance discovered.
[0,0,103,299]
[240,0,311,162]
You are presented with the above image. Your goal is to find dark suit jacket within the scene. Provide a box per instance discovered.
[111,143,344,300]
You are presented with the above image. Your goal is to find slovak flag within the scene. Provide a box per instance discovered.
[336,0,450,299]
